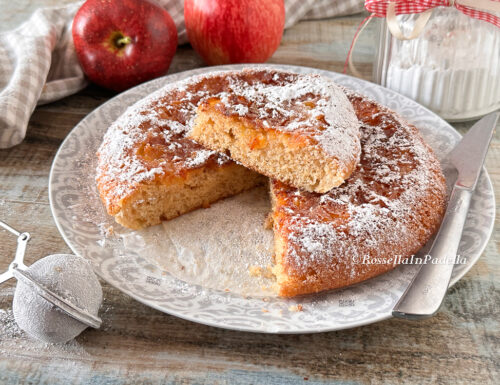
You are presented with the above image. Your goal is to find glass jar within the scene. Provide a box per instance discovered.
[373,7,500,121]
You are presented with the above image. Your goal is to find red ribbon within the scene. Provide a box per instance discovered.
[365,0,500,28]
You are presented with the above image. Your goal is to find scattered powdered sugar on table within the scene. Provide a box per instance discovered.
[120,187,275,296]
[0,307,23,340]
[0,290,92,359]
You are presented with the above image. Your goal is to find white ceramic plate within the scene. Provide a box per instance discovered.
[49,64,495,333]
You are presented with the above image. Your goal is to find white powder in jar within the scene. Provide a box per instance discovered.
[381,8,500,121]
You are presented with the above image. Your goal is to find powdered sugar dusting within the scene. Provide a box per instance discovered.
[119,187,275,296]
[273,92,446,278]
[95,74,229,211]
[184,149,214,168]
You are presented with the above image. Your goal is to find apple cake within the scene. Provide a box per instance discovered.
[97,68,446,297]
[189,71,360,193]
[270,90,447,297]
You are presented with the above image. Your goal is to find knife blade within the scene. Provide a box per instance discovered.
[449,112,499,190]
[392,112,499,320]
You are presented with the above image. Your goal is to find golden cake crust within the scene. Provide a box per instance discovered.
[270,91,447,297]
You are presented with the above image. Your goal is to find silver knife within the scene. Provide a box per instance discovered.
[392,112,499,320]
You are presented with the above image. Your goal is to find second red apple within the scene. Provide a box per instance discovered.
[184,0,285,65]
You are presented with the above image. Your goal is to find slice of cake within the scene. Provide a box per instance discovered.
[189,71,361,193]
[269,91,447,297]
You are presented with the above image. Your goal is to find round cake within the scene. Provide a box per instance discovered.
[96,68,446,298]
[270,90,447,297]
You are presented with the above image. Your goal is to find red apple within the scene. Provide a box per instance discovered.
[184,0,285,65]
[72,0,178,92]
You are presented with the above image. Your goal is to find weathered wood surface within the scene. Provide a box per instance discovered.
[1,3,499,385]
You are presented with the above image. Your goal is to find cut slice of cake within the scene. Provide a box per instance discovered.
[268,91,447,297]
[189,71,361,193]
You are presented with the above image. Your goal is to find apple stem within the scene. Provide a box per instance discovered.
[115,36,132,48]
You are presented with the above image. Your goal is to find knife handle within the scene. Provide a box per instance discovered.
[392,185,473,320]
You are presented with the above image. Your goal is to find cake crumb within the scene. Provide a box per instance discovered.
[289,304,303,312]
[264,212,273,229]
[249,265,262,277]
[264,265,275,279]
[102,225,114,237]
[249,265,275,280]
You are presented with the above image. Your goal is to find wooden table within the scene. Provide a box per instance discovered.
[1,3,499,385]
